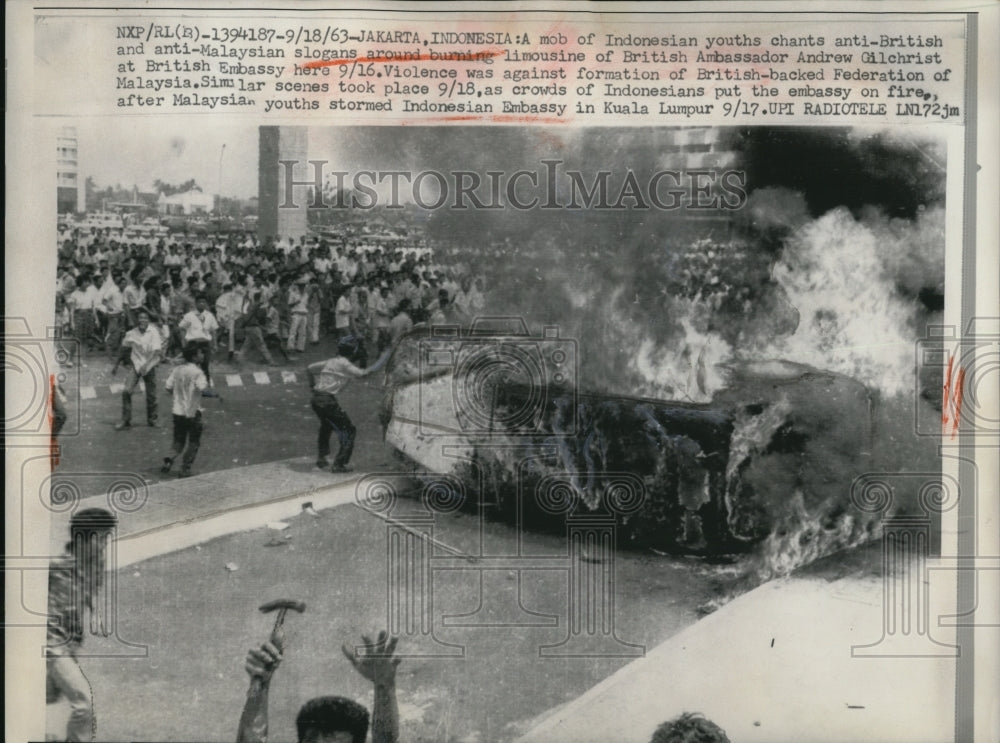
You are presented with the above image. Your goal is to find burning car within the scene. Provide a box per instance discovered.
[380,319,880,560]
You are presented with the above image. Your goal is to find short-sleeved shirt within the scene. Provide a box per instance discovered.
[165,363,208,416]
[309,356,364,396]
[179,310,219,343]
[335,295,353,330]
[123,325,163,372]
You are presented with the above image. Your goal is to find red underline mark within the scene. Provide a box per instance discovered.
[941,355,965,439]
[302,49,504,69]
[421,115,568,124]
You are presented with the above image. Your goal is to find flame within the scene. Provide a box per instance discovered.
[758,207,925,398]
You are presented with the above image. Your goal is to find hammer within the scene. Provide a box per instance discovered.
[238,600,306,742]
[259,598,306,644]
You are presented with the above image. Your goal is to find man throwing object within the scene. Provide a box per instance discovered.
[306,338,387,473]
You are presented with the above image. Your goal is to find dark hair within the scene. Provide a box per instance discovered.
[295,696,369,743]
[337,335,360,359]
[70,508,117,535]
[650,713,730,743]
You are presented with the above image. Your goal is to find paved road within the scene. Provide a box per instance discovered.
[65,502,735,743]
[58,339,398,486]
[49,336,750,742]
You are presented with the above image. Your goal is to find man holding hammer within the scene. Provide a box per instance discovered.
[238,603,400,743]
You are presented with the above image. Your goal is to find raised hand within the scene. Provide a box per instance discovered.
[342,630,400,687]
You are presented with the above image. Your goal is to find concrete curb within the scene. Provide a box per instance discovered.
[515,572,956,743]
[113,477,359,566]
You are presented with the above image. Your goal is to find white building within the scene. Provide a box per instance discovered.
[57,126,82,213]
[158,186,214,215]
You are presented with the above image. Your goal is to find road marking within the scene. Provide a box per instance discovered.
[253,372,271,384]
[226,374,243,387]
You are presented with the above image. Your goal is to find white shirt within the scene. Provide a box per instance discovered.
[335,295,352,330]
[122,326,162,373]
[70,286,100,311]
[309,356,364,396]
[101,283,124,314]
[288,285,309,314]
[165,363,208,417]
[179,310,219,342]
[123,284,145,310]
[215,292,242,324]
[370,293,390,328]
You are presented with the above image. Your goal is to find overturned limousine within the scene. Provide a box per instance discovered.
[379,320,879,556]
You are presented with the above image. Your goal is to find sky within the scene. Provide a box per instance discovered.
[76,119,260,199]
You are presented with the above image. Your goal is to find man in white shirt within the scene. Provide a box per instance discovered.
[114,310,163,430]
[178,295,219,385]
[307,337,385,473]
[68,275,101,353]
[286,277,310,353]
[122,273,145,329]
[215,283,245,362]
[370,284,392,353]
[334,288,353,342]
[100,273,126,354]
[161,344,208,478]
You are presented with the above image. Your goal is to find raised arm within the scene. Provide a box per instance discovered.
[236,637,283,743]
[342,631,400,743]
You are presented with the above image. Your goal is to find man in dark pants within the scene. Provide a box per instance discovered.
[162,344,208,477]
[114,310,163,430]
[306,337,385,473]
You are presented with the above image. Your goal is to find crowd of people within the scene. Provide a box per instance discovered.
[53,224,487,476]
[48,224,737,743]
[55,226,487,371]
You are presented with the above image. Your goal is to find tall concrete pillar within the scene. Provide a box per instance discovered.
[258,126,309,243]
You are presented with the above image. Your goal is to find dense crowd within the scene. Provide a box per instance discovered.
[55,226,487,369]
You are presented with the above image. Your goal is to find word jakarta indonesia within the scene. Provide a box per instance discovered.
[277,162,748,211]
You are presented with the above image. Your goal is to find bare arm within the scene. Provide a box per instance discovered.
[236,638,283,743]
[342,631,400,743]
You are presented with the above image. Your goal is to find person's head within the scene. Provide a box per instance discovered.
[295,696,369,743]
[437,288,449,307]
[649,713,730,743]
[68,508,117,572]
[195,295,209,312]
[337,336,360,361]
[182,343,204,364]
[136,310,150,331]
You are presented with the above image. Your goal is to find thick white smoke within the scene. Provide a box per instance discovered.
[758,205,942,398]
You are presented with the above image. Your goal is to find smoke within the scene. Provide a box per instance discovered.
[385,126,946,580]
[752,204,932,398]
